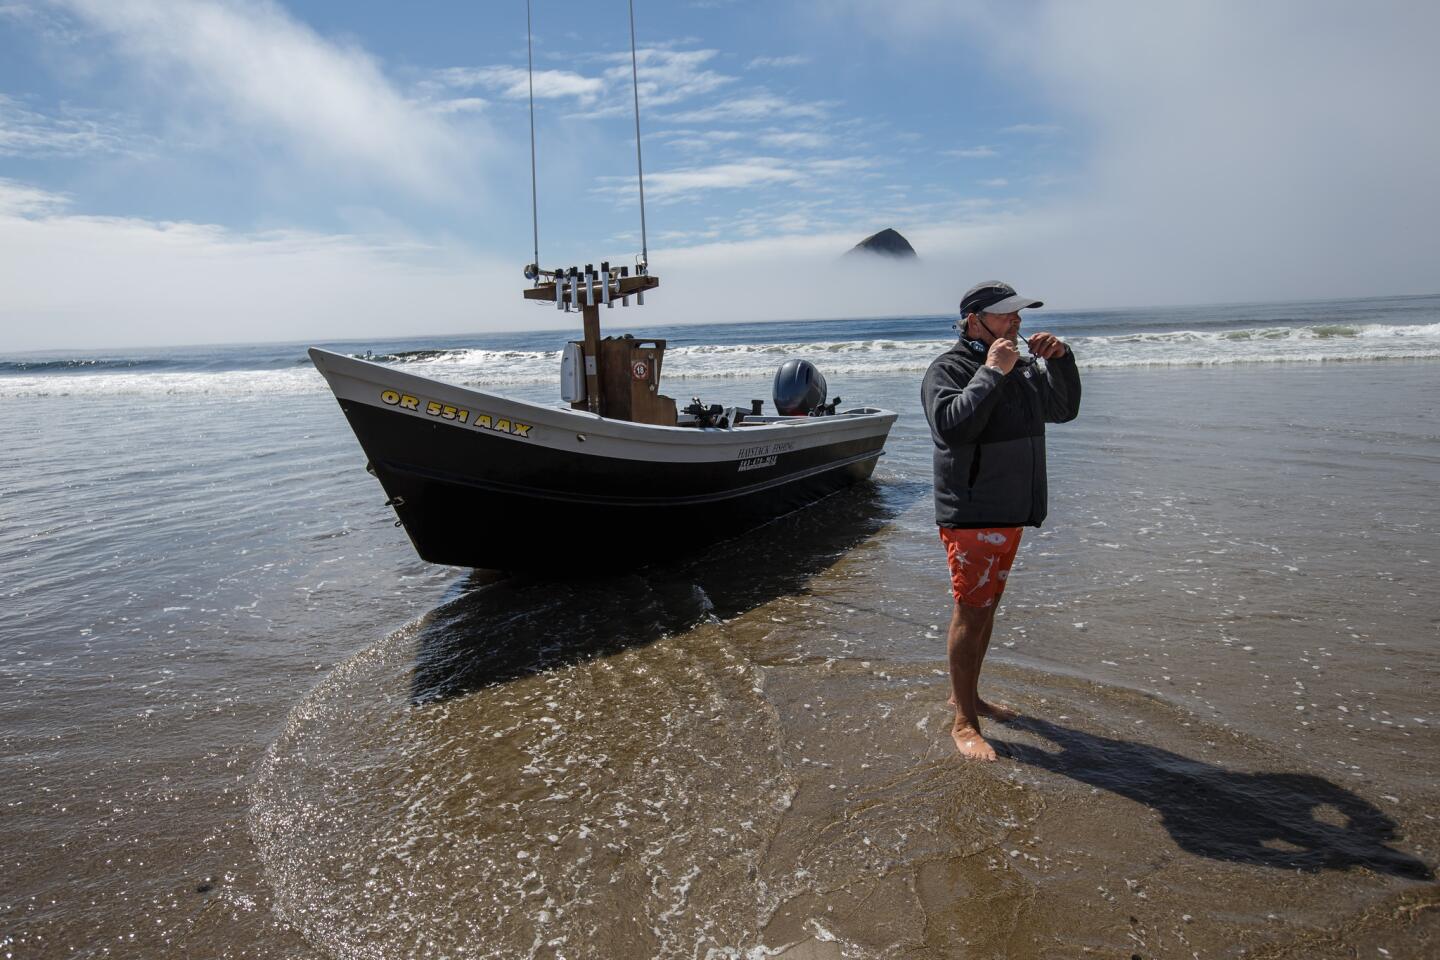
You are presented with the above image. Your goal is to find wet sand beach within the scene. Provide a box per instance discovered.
[3,331,1438,957]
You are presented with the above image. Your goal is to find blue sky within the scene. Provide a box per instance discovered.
[1,1,1437,350]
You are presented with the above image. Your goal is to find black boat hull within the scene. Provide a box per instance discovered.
[341,401,884,570]
[309,348,897,572]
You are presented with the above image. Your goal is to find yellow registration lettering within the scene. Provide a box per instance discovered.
[511,422,532,438]
[380,390,400,405]
[474,414,492,430]
[399,394,420,411]
[493,419,511,434]
[426,401,442,416]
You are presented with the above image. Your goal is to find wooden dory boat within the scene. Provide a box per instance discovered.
[309,340,896,571]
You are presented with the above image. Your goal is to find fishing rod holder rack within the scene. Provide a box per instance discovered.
[522,260,658,311]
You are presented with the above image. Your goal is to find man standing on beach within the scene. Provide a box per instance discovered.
[921,282,1082,760]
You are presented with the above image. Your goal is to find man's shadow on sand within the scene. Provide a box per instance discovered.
[997,716,1432,880]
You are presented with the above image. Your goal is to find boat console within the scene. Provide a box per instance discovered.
[524,263,682,425]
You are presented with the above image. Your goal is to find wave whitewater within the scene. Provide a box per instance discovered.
[2,320,1438,398]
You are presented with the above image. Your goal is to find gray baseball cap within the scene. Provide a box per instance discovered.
[960,281,1044,316]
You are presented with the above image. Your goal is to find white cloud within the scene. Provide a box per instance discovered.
[426,97,488,116]
[980,178,1008,187]
[0,179,525,351]
[0,94,130,157]
[945,146,997,159]
[757,130,830,150]
[654,126,831,155]
[667,92,832,124]
[659,129,746,143]
[633,158,806,198]
[452,47,737,120]
[673,196,842,242]
[598,155,876,203]
[658,128,748,152]
[438,65,604,104]
[1000,123,1062,135]
[0,0,81,41]
[49,0,486,200]
[590,48,735,113]
[747,54,811,69]
[808,157,876,178]
[0,178,72,215]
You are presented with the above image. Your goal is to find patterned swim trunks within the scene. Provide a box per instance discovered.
[939,526,1024,608]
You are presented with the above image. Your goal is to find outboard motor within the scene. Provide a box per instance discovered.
[773,359,827,416]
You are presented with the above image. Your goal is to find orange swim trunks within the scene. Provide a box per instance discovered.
[939,526,1024,608]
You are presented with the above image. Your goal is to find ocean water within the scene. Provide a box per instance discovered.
[1,294,1438,959]
[4,293,1439,398]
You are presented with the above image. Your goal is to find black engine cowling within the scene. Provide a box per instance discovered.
[773,359,827,416]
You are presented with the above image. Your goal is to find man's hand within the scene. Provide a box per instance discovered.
[1025,332,1068,360]
[986,338,1019,374]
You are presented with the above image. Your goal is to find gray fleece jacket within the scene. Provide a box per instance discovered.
[920,337,1082,528]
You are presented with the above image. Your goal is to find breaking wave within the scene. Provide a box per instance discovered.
[2,320,1438,399]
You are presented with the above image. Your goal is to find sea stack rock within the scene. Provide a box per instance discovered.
[846,227,917,259]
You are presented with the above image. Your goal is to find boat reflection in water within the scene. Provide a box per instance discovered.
[407,481,911,705]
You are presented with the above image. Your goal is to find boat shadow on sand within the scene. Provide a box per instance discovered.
[408,480,924,706]
[998,715,1433,880]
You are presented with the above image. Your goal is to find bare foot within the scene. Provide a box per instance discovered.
[978,699,1021,722]
[951,723,997,761]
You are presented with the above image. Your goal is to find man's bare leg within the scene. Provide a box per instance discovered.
[947,602,997,761]
[973,605,1020,722]
[946,601,1020,722]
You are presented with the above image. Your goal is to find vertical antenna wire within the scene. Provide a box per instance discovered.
[628,0,649,271]
[525,0,540,276]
